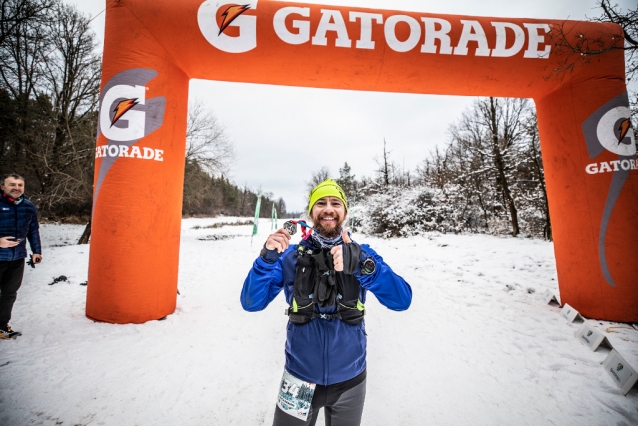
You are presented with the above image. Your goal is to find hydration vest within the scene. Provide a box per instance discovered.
[286,245,365,325]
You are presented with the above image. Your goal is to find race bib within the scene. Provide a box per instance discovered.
[276,369,316,421]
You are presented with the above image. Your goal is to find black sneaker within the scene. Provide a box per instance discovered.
[0,325,21,340]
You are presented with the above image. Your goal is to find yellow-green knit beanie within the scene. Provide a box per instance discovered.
[307,179,348,214]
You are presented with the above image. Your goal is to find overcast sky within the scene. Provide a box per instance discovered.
[70,0,636,212]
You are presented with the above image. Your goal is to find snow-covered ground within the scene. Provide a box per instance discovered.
[0,218,636,425]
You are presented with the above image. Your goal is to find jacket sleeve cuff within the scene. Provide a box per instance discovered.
[353,248,372,277]
[260,245,283,264]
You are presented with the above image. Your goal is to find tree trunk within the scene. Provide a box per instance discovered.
[532,146,552,241]
[489,98,519,237]
[78,220,91,244]
[527,115,552,241]
[383,139,390,186]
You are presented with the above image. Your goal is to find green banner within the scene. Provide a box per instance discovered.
[252,190,262,237]
[272,203,278,230]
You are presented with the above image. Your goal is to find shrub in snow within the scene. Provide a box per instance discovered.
[358,186,461,237]
[356,184,548,239]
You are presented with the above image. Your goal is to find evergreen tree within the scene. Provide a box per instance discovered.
[336,162,356,200]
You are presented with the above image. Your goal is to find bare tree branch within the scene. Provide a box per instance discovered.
[186,99,236,177]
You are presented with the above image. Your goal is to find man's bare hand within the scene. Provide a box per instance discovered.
[32,254,42,264]
[0,237,20,248]
[265,229,292,253]
[330,229,351,272]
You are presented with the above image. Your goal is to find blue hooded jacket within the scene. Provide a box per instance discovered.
[241,236,412,385]
[0,195,42,261]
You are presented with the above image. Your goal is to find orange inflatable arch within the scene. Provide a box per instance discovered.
[88,0,638,323]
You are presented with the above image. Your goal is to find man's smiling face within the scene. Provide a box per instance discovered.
[1,177,25,199]
[310,196,346,239]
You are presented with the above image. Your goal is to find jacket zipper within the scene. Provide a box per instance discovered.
[323,320,329,385]
[12,203,18,261]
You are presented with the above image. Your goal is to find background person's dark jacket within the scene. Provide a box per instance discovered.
[0,196,41,261]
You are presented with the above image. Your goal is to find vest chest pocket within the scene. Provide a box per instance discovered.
[336,274,360,304]
[291,253,315,312]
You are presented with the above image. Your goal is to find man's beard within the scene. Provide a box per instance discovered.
[312,214,345,239]
[3,190,22,199]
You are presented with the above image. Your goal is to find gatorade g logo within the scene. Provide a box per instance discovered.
[587,330,593,337]
[581,92,637,288]
[617,363,624,372]
[583,92,636,158]
[99,68,165,142]
[198,1,258,53]
[94,68,166,207]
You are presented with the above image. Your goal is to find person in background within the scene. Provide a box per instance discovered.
[0,174,42,340]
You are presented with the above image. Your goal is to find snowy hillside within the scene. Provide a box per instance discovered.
[0,219,636,425]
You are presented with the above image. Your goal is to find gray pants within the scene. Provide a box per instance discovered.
[273,371,366,426]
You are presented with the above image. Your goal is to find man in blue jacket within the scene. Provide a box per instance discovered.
[0,174,42,340]
[241,179,411,426]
